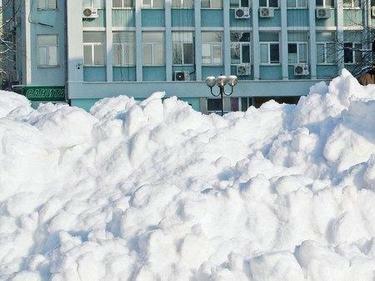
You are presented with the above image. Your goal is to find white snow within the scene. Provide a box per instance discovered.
[0,70,375,281]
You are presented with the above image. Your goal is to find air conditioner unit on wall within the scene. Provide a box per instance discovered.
[83,7,99,19]
[235,8,251,19]
[316,8,331,19]
[236,64,251,76]
[174,71,190,81]
[259,7,274,18]
[371,6,375,17]
[294,64,309,76]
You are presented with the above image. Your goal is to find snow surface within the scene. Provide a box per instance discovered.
[0,70,375,281]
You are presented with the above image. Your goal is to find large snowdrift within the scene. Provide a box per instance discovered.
[0,70,375,281]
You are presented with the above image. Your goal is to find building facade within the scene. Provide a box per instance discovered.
[3,0,373,112]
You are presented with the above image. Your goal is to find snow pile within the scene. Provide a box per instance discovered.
[1,70,375,281]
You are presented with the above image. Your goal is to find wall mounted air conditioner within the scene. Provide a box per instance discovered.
[174,71,190,81]
[235,8,251,19]
[294,64,309,76]
[236,64,251,76]
[83,7,99,19]
[259,7,274,18]
[371,6,375,17]
[316,8,331,19]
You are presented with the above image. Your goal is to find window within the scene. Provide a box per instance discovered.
[344,42,363,64]
[83,32,106,66]
[83,0,105,8]
[142,0,164,8]
[38,0,57,10]
[316,0,334,7]
[172,32,194,65]
[113,0,134,8]
[288,43,308,64]
[317,42,336,64]
[343,0,360,8]
[142,32,165,65]
[113,32,135,66]
[207,99,223,113]
[37,35,58,67]
[201,0,223,9]
[202,32,223,65]
[259,0,279,8]
[172,0,194,8]
[287,0,307,8]
[230,0,250,8]
[260,32,280,64]
[231,32,251,65]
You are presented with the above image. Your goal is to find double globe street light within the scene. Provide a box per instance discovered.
[205,75,238,116]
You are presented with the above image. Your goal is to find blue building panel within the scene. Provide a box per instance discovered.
[260,66,282,80]
[287,9,309,27]
[113,67,137,81]
[317,65,338,79]
[83,67,106,82]
[141,9,165,27]
[172,9,195,27]
[202,66,225,79]
[143,66,166,81]
[259,9,281,27]
[201,10,223,27]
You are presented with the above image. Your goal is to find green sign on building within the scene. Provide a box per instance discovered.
[23,86,66,102]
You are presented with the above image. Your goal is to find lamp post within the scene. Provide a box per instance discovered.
[205,75,238,116]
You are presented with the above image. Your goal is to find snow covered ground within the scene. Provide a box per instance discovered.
[0,70,375,281]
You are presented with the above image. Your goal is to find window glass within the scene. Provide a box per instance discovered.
[83,32,105,65]
[37,35,58,66]
[202,32,223,65]
[142,32,165,65]
[288,43,298,63]
[260,43,268,63]
[231,45,241,64]
[83,0,105,8]
[207,99,222,112]
[183,43,194,64]
[326,43,336,63]
[317,44,325,64]
[172,32,194,65]
[84,45,93,65]
[113,32,135,66]
[270,44,279,63]
[202,0,223,8]
[269,0,278,7]
[344,42,353,63]
[38,0,57,9]
[172,0,194,8]
[299,44,307,63]
[242,45,250,63]
[113,0,134,7]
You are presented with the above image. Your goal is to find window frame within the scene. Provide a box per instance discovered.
[37,34,59,68]
[37,0,57,10]
[142,0,164,9]
[343,42,363,64]
[287,0,308,9]
[113,42,135,66]
[260,42,280,65]
[202,42,223,65]
[201,0,223,9]
[172,0,194,9]
[343,0,361,9]
[112,0,134,9]
[316,42,336,65]
[83,43,106,66]
[173,42,195,65]
[316,0,335,8]
[259,0,279,8]
[229,0,251,8]
[231,42,251,65]
[288,42,308,64]
[142,42,165,66]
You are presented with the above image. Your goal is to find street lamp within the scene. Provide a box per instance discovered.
[205,75,238,116]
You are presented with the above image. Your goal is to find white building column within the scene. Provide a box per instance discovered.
[252,0,260,80]
[223,0,231,75]
[66,0,84,83]
[309,0,317,79]
[106,0,113,82]
[194,0,202,81]
[24,0,32,84]
[336,0,344,71]
[165,0,172,81]
[135,0,143,81]
[281,0,288,80]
